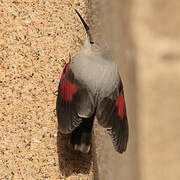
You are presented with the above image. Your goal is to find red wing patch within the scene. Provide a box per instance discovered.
[60,80,78,102]
[115,95,126,119]
[60,63,78,101]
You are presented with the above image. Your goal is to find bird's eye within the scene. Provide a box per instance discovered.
[90,41,94,44]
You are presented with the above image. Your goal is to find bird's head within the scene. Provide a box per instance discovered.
[75,9,111,57]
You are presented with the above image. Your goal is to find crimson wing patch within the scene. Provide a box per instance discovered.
[96,79,129,153]
[60,80,78,102]
[59,63,78,102]
[115,94,126,119]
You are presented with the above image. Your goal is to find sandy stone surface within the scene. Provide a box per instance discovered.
[91,0,180,179]
[0,0,95,179]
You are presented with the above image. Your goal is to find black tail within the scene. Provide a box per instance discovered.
[74,9,94,44]
[70,112,95,153]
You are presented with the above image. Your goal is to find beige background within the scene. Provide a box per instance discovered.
[0,0,180,179]
[97,0,180,179]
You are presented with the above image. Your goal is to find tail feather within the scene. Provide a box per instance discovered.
[70,112,95,153]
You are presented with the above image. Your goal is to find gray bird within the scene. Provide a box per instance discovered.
[56,9,129,153]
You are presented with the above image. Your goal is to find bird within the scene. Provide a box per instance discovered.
[56,9,129,154]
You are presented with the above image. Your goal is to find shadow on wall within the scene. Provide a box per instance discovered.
[56,130,99,179]
[56,132,92,178]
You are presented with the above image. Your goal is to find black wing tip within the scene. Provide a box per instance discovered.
[114,137,128,153]
[114,140,128,153]
[117,141,128,153]
[111,118,129,154]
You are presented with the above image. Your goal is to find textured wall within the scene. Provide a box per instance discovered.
[0,1,94,179]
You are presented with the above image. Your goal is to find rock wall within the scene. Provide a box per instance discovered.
[0,1,94,179]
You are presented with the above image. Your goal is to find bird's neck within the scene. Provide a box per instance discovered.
[81,35,92,55]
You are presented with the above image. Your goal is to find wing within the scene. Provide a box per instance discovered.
[56,63,95,134]
[96,77,129,153]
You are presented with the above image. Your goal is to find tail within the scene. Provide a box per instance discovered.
[70,112,95,153]
[74,9,94,44]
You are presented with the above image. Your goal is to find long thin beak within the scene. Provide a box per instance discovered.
[74,9,94,44]
[74,9,89,32]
